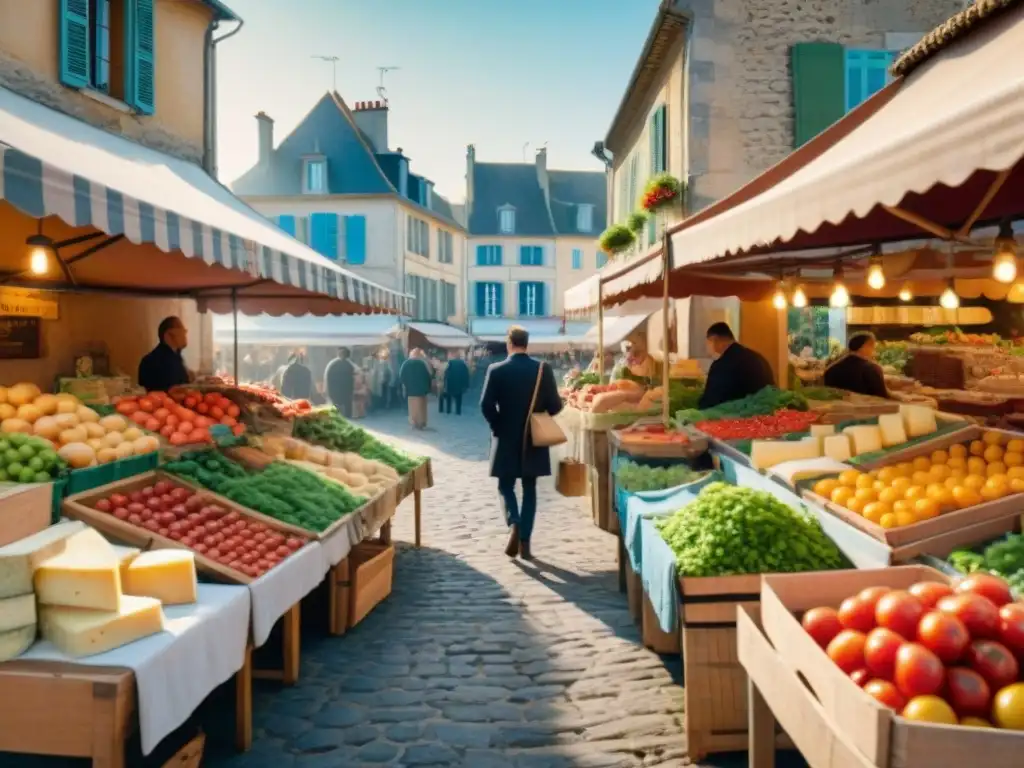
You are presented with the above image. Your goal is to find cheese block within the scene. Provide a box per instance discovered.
[35,528,122,611]
[0,625,36,662]
[40,595,163,658]
[823,434,853,462]
[0,521,88,599]
[810,424,836,439]
[900,404,938,438]
[750,438,821,470]
[842,425,883,456]
[878,413,908,448]
[770,457,852,486]
[111,545,141,584]
[0,593,36,634]
[124,550,197,605]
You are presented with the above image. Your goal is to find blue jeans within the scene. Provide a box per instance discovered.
[498,476,537,542]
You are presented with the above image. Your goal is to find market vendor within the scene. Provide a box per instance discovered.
[698,322,775,409]
[137,316,191,392]
[823,331,888,398]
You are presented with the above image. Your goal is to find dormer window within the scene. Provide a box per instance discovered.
[303,157,327,194]
[576,204,594,233]
[498,206,516,234]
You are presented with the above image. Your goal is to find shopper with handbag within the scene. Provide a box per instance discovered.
[480,326,566,560]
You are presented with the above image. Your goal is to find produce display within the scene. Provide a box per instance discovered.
[950,535,1024,596]
[615,422,691,447]
[654,482,847,577]
[0,433,65,483]
[614,459,703,492]
[293,409,422,474]
[675,386,808,424]
[799,386,846,401]
[563,380,646,413]
[800,574,1024,728]
[82,476,306,577]
[697,410,819,442]
[114,389,245,446]
[263,438,400,498]
[225,382,313,419]
[563,371,601,391]
[910,329,1001,347]
[164,451,367,533]
[811,431,1024,529]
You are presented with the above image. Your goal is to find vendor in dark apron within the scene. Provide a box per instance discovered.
[823,332,889,398]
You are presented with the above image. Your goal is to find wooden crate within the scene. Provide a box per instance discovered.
[890,513,1021,564]
[625,564,643,624]
[641,589,679,655]
[349,541,395,627]
[760,566,1024,768]
[0,482,51,547]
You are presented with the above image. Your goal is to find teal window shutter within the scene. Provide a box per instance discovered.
[309,213,338,259]
[537,282,546,316]
[476,245,487,266]
[125,0,155,114]
[648,105,666,177]
[345,215,366,264]
[518,282,528,316]
[277,215,296,236]
[844,49,897,112]
[572,248,582,270]
[59,0,91,89]
[475,282,485,315]
[791,42,845,147]
[597,251,608,268]
[495,283,503,317]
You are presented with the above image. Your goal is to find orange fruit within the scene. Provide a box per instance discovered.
[911,471,933,486]
[895,510,918,527]
[1007,439,1024,454]
[970,440,986,457]
[948,443,968,459]
[913,498,940,521]
[838,470,861,488]
[912,456,932,472]
[904,485,927,502]
[983,430,1005,446]
[813,478,840,498]
[984,445,1005,463]
[963,474,987,491]
[930,450,949,465]
[987,462,1008,478]
[890,477,913,496]
[831,487,855,506]
[967,457,987,475]
[863,502,892,524]
[952,486,982,509]
[947,456,967,471]
[856,474,876,490]
[878,487,902,505]
[846,496,867,515]
[1004,451,1024,467]
[879,513,898,529]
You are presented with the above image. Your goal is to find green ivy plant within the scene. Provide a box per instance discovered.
[598,224,636,256]
[626,210,649,233]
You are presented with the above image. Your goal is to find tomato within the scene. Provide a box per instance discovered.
[908,581,954,610]
[857,586,890,611]
[838,596,876,633]
[227,404,241,418]
[863,680,906,711]
[901,695,957,724]
[944,667,991,717]
[938,593,1000,639]
[893,643,944,698]
[132,410,150,425]
[864,628,904,679]
[966,640,1019,690]
[917,611,969,663]
[992,682,1024,730]
[998,603,1024,657]
[957,574,1014,608]
[138,397,155,413]
[116,401,139,415]
[876,591,924,639]
[827,630,867,674]
[960,716,994,728]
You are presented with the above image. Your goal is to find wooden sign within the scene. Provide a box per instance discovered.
[0,317,41,359]
[0,289,58,320]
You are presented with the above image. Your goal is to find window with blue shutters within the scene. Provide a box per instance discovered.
[519,246,543,266]
[476,282,502,317]
[59,0,91,89]
[844,49,898,112]
[519,282,545,317]
[648,104,667,245]
[476,245,502,266]
[344,215,366,265]
[597,251,608,268]
[576,206,593,233]
[125,0,155,114]
[309,213,338,259]
[277,215,296,236]
[572,248,582,270]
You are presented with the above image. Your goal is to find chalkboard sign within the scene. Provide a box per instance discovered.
[0,316,41,359]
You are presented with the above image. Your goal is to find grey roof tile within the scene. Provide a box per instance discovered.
[548,169,608,236]
[468,162,555,236]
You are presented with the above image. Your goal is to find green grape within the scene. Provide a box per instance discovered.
[615,460,701,493]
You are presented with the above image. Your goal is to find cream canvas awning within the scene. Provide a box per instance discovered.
[584,313,652,349]
[406,322,475,349]
[563,253,664,314]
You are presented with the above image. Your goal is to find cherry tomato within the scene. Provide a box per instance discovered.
[827,630,867,675]
[992,682,1024,730]
[908,581,954,611]
[864,628,904,680]
[863,679,906,711]
[943,667,991,718]
[838,597,876,633]
[966,640,1019,690]
[998,603,1024,657]
[917,611,969,663]
[938,593,1000,639]
[858,586,891,612]
[893,643,944,699]
[957,574,1014,608]
[902,695,957,724]
[876,591,924,639]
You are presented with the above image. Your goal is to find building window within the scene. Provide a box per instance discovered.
[844,49,897,112]
[441,281,456,319]
[407,216,429,257]
[518,282,545,317]
[477,282,502,317]
[475,245,503,266]
[519,246,543,266]
[572,248,582,270]
[90,0,112,93]
[437,230,454,264]
[597,251,608,268]
[303,159,328,194]
[498,207,516,234]
[576,205,593,233]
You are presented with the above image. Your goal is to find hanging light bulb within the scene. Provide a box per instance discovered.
[25,232,53,276]
[866,256,886,290]
[772,282,787,310]
[939,280,960,310]
[829,268,850,308]
[898,285,913,302]
[791,285,808,308]
[992,221,1018,283]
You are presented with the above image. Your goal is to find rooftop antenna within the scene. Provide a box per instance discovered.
[522,142,530,161]
[377,66,400,106]
[311,55,340,91]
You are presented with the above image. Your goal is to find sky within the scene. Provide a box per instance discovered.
[214,0,661,201]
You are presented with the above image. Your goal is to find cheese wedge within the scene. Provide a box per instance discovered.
[111,545,141,585]
[0,625,36,662]
[0,521,87,599]
[0,593,36,634]
[40,595,164,658]
[750,438,820,470]
[124,550,197,605]
[843,425,883,456]
[35,529,122,611]
[878,413,908,448]
[823,434,853,462]
[810,424,836,439]
[900,404,938,438]
[770,458,852,486]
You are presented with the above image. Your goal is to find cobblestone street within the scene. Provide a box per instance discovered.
[211,403,693,768]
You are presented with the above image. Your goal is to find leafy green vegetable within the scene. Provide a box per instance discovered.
[615,460,702,493]
[799,386,845,401]
[654,482,847,578]
[674,386,808,424]
[293,409,422,473]
[949,534,1024,595]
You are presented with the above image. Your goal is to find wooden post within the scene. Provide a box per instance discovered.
[661,236,671,426]
[235,645,252,752]
[231,288,239,382]
[414,488,422,547]
[597,281,605,380]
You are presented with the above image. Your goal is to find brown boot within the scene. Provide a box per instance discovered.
[519,540,533,561]
[505,526,520,557]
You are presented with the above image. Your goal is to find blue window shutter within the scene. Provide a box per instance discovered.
[126,0,156,115]
[59,0,90,88]
[475,282,485,315]
[277,215,296,236]
[345,215,366,264]
[518,283,528,316]
[572,248,582,270]
[656,105,667,172]
[518,246,527,266]
[597,251,608,268]
[309,213,338,258]
[476,245,487,266]
[649,110,659,178]
[495,245,503,265]
[495,283,503,317]
[537,283,546,317]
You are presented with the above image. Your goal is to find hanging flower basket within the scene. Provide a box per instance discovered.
[598,224,635,256]
[641,173,683,213]
[625,210,648,234]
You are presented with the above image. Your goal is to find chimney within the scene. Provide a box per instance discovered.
[255,111,273,165]
[465,144,476,212]
[351,100,388,153]
[535,146,551,208]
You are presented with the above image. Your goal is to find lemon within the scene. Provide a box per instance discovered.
[987,461,1008,478]
[879,513,899,529]
[1004,451,1024,467]
[813,478,840,498]
[970,440,986,456]
[984,445,1005,463]
[983,430,1005,446]
[949,443,968,459]
[930,449,949,465]
[838,470,861,488]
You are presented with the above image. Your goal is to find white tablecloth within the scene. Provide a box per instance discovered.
[20,583,250,755]
[248,541,327,646]
[318,487,398,569]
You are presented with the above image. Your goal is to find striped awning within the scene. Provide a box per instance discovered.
[0,86,412,316]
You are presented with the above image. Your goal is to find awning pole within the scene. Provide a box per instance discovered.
[661,234,671,427]
[597,283,605,380]
[231,288,239,383]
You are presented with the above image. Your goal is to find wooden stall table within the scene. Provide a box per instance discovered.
[388,458,433,548]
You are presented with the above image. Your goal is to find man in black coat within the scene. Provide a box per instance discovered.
[698,322,776,409]
[441,350,471,415]
[138,316,191,393]
[324,347,358,417]
[480,327,563,560]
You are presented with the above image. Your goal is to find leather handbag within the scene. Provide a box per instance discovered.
[524,362,567,448]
